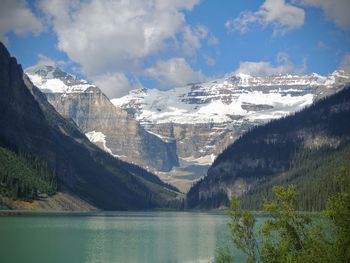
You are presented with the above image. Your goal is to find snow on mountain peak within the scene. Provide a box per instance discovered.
[25,64,95,93]
[233,72,253,86]
[25,63,350,127]
[112,71,350,125]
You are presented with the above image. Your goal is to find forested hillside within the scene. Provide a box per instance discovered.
[239,143,350,211]
[186,85,350,210]
[0,147,56,200]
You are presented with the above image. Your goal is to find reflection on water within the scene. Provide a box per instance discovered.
[0,212,230,263]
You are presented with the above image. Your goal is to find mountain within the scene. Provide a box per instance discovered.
[0,42,178,210]
[112,71,350,190]
[24,64,350,192]
[25,65,179,172]
[186,85,350,209]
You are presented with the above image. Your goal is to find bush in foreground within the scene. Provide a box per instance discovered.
[214,168,350,263]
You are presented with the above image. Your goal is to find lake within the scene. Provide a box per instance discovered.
[0,211,237,263]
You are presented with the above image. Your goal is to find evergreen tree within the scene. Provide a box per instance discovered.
[214,168,350,262]
[0,147,57,201]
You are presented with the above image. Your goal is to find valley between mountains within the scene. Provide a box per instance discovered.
[1,42,350,211]
[26,62,350,192]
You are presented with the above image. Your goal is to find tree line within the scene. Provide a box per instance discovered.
[0,147,57,201]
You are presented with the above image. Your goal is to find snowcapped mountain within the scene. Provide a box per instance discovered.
[25,65,179,172]
[0,42,177,210]
[112,71,350,191]
[112,71,349,125]
[26,65,94,93]
[25,64,350,192]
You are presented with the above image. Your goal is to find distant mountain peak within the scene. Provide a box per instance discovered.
[330,69,350,77]
[25,64,94,94]
[25,64,179,172]
[113,71,350,126]
[23,60,350,191]
[0,42,178,210]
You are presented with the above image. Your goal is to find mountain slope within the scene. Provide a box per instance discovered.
[113,71,349,189]
[25,65,178,172]
[186,85,350,209]
[239,142,350,211]
[0,42,178,210]
[0,146,56,200]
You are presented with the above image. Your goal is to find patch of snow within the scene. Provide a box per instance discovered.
[25,64,94,93]
[112,75,323,124]
[27,73,93,93]
[146,130,168,140]
[85,131,115,156]
[180,155,214,166]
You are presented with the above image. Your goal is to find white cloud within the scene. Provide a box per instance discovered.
[203,54,216,66]
[39,0,195,75]
[235,52,306,76]
[37,0,207,73]
[294,0,350,29]
[225,11,260,34]
[339,53,350,70]
[226,0,305,35]
[0,0,43,42]
[91,72,133,99]
[182,26,203,57]
[36,54,67,67]
[181,25,219,56]
[38,0,217,97]
[145,58,206,87]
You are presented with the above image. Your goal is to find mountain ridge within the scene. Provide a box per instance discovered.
[26,64,179,172]
[113,69,349,190]
[25,63,350,192]
[186,85,350,209]
[0,42,178,210]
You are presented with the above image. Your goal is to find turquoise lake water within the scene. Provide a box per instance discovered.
[0,211,236,263]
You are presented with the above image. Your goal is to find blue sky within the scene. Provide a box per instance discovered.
[2,0,350,98]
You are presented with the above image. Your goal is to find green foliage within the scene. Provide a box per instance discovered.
[0,147,57,200]
[213,247,234,263]
[214,168,350,263]
[261,185,309,256]
[324,167,350,262]
[228,199,258,262]
[259,185,332,263]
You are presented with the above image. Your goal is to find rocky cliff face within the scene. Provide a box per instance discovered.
[25,65,178,172]
[0,42,178,210]
[113,71,350,190]
[147,122,236,159]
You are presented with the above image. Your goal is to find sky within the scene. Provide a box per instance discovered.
[1,0,350,99]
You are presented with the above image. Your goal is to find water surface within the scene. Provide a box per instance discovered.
[0,211,232,263]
